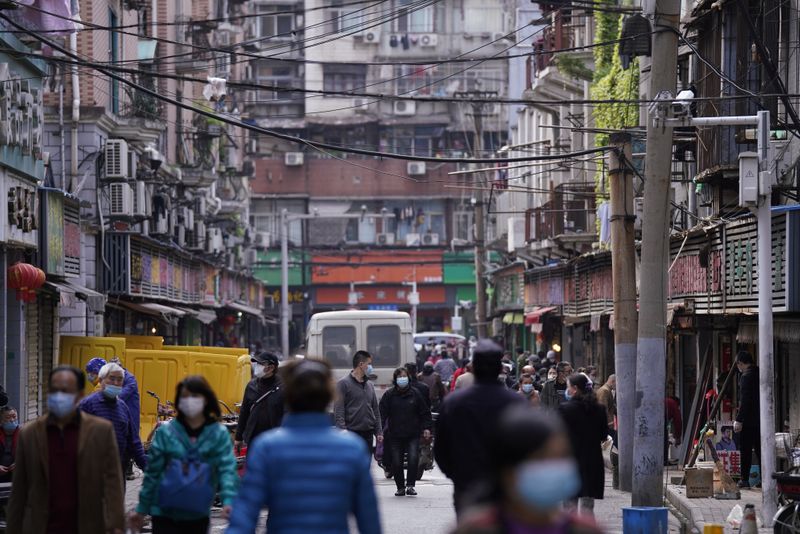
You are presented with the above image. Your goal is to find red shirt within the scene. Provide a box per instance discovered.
[46,415,80,534]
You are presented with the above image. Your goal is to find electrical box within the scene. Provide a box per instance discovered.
[738,151,759,206]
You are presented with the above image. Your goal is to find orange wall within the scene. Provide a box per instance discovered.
[311,251,443,285]
[315,285,446,305]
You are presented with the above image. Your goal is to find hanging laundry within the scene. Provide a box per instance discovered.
[401,34,410,50]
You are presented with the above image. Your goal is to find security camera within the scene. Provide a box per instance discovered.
[671,86,697,118]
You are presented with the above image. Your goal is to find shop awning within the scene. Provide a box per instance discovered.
[525,306,557,325]
[225,301,265,321]
[176,307,218,325]
[502,312,525,325]
[45,280,107,312]
[119,301,187,317]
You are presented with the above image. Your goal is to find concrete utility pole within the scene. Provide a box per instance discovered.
[608,132,637,492]
[632,0,680,506]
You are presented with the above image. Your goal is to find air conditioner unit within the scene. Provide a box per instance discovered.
[407,161,426,175]
[206,228,222,254]
[418,33,438,47]
[247,248,259,266]
[422,233,440,246]
[132,181,149,217]
[151,214,169,235]
[361,30,381,44]
[104,139,129,180]
[108,182,133,216]
[176,224,186,247]
[254,232,271,248]
[405,233,421,246]
[285,152,304,166]
[195,196,207,218]
[393,100,416,116]
[190,221,206,250]
[376,233,396,245]
[127,149,139,179]
[183,207,194,227]
[353,98,370,112]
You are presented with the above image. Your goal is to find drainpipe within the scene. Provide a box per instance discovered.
[69,31,79,193]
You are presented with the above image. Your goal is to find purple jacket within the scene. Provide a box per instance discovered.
[80,391,147,469]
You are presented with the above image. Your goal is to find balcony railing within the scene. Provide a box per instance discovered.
[526,182,596,242]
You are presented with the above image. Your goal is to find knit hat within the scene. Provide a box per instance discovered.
[86,357,107,375]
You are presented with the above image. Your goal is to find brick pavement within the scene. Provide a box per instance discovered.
[665,484,772,534]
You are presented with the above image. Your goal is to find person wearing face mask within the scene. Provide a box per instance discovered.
[379,368,432,496]
[129,376,238,534]
[557,373,608,517]
[7,365,125,534]
[79,362,147,475]
[452,407,602,534]
[0,406,19,483]
[418,361,447,410]
[235,351,284,451]
[517,375,540,407]
[541,361,573,410]
[334,351,384,458]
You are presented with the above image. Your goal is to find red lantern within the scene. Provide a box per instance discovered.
[7,263,46,302]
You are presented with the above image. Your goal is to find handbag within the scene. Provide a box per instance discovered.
[158,423,216,516]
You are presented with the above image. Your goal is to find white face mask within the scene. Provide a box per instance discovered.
[252,362,265,377]
[178,396,205,418]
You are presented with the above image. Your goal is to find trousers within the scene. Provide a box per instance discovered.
[740,422,761,485]
[389,436,419,489]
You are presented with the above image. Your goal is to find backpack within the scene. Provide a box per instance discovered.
[158,422,216,516]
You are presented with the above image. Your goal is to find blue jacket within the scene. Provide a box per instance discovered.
[79,391,147,469]
[226,413,381,534]
[121,371,141,434]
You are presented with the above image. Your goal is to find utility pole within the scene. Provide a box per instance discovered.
[280,209,290,358]
[608,132,637,492]
[455,90,497,339]
[632,0,680,506]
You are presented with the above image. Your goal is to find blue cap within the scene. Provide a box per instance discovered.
[86,357,107,375]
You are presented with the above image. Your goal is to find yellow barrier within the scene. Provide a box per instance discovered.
[108,334,164,351]
[59,336,127,395]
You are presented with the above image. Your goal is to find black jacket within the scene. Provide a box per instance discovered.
[379,386,432,440]
[236,375,284,444]
[736,366,759,425]
[558,398,608,499]
[434,381,525,492]
[411,380,431,410]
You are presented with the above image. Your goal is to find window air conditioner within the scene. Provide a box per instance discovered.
[104,139,129,180]
[418,34,438,47]
[407,161,426,175]
[361,30,381,44]
[353,98,370,112]
[422,233,440,246]
[393,100,416,116]
[254,232,271,248]
[176,224,186,247]
[108,182,133,216]
[190,221,206,250]
[405,233,421,246]
[132,181,149,218]
[376,233,396,245]
[152,214,169,235]
[285,152,304,166]
[247,248,259,266]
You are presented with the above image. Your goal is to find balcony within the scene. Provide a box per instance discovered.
[525,182,596,255]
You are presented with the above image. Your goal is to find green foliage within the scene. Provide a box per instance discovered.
[554,54,593,81]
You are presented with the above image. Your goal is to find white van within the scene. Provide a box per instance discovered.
[306,310,415,395]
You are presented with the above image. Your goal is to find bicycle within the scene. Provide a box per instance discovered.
[774,466,800,533]
[144,390,175,451]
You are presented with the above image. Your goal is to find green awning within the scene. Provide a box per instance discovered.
[503,312,515,324]
[138,39,158,61]
[455,286,476,302]
[503,312,524,325]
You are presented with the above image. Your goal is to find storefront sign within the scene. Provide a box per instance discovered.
[1,175,37,246]
[495,269,524,311]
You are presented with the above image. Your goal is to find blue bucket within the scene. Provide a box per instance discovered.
[622,507,669,534]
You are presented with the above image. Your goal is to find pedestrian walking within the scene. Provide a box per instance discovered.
[7,365,125,534]
[334,350,383,456]
[452,406,602,534]
[449,359,469,393]
[234,350,284,449]
[379,368,432,496]
[595,374,616,439]
[558,373,608,517]
[129,376,238,534]
[541,361,573,409]
[79,362,147,475]
[86,356,141,480]
[227,359,382,534]
[517,374,540,407]
[454,361,474,390]
[434,350,459,385]
[405,363,431,410]
[0,406,19,483]
[734,350,760,488]
[418,361,447,410]
[435,339,525,515]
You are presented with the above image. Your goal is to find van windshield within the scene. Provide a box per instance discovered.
[322,326,356,368]
[367,325,400,367]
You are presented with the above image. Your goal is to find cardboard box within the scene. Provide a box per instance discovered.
[685,467,714,498]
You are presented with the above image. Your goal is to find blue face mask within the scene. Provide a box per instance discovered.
[366,364,374,376]
[522,384,534,394]
[2,421,18,433]
[103,384,122,399]
[48,392,77,419]
[396,377,410,388]
[516,459,580,509]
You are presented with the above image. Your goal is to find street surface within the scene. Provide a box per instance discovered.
[124,464,683,533]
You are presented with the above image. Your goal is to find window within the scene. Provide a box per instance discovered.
[367,325,400,367]
[394,0,434,32]
[256,5,294,39]
[323,64,367,92]
[453,211,474,241]
[328,7,366,33]
[322,326,357,368]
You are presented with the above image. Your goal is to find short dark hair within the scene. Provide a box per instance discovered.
[352,350,372,369]
[49,365,85,392]
[472,339,503,382]
[736,351,755,365]
[175,375,221,422]
[392,367,408,384]
[405,362,418,376]
[557,361,572,374]
[282,359,333,413]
